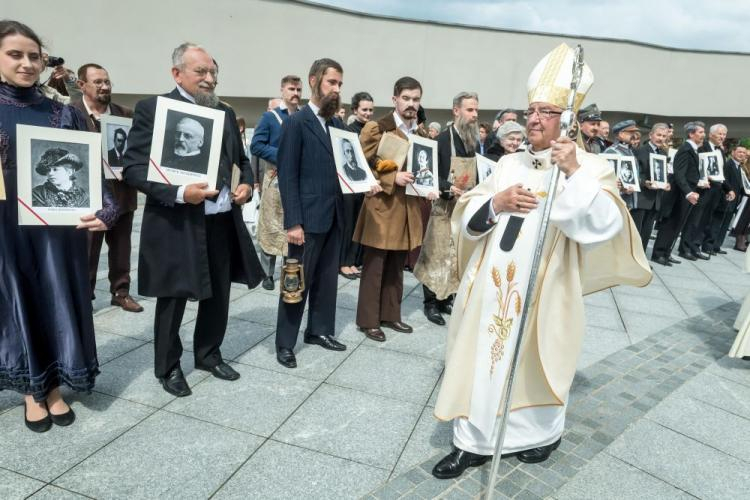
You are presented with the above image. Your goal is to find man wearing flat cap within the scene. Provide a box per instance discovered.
[578,103,607,154]
[32,148,89,208]
[432,43,650,479]
[604,120,641,210]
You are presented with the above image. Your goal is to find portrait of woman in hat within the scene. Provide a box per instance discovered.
[31,147,89,207]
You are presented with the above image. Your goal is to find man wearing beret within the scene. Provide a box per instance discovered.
[32,148,89,208]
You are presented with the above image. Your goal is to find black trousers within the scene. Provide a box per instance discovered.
[630,208,659,253]
[423,286,453,307]
[88,210,135,294]
[153,212,233,378]
[275,223,341,349]
[709,200,738,250]
[696,184,722,251]
[652,197,692,259]
[339,193,363,267]
[679,196,707,256]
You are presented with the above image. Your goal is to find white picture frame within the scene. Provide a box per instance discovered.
[147,96,225,187]
[600,153,620,175]
[100,115,132,180]
[702,150,724,182]
[617,156,640,192]
[742,169,750,196]
[16,124,102,226]
[329,127,377,194]
[649,153,668,189]
[405,135,439,197]
[667,147,677,175]
[476,154,497,184]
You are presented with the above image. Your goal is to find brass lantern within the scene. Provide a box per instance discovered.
[280,258,305,304]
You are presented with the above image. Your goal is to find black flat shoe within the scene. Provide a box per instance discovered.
[262,277,274,291]
[678,252,697,261]
[432,448,491,479]
[516,438,561,464]
[276,348,297,368]
[668,256,681,264]
[381,321,413,333]
[159,367,191,397]
[437,302,453,315]
[694,252,710,260]
[424,304,446,325]
[24,406,52,433]
[304,335,346,351]
[50,407,76,427]
[197,361,240,381]
[651,256,671,267]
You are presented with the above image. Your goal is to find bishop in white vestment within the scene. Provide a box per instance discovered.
[432,43,652,479]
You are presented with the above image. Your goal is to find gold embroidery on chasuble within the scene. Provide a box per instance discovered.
[487,261,523,374]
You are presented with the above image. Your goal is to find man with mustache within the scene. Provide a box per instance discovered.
[71,63,143,313]
[163,116,207,173]
[354,76,433,342]
[251,75,303,290]
[417,92,480,326]
[274,58,349,368]
[124,43,264,396]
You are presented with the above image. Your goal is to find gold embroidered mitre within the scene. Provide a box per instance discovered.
[527,43,594,113]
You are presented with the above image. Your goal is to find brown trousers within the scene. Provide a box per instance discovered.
[88,211,135,295]
[357,246,407,328]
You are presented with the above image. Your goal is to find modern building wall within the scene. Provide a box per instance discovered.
[6,0,748,134]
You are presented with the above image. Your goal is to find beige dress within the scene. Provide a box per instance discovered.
[729,250,750,357]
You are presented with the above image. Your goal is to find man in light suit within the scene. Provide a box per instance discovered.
[274,58,350,368]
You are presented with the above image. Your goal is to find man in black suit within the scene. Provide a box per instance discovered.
[274,58,349,369]
[633,123,670,253]
[697,124,735,254]
[652,121,706,264]
[711,145,745,252]
[107,128,127,168]
[124,43,264,396]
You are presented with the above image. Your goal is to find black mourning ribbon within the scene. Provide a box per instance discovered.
[467,199,525,253]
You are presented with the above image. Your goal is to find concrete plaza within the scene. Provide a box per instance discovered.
[2,205,750,499]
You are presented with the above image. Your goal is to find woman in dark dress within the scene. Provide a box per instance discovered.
[0,20,118,432]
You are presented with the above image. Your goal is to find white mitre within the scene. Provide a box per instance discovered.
[527,43,594,114]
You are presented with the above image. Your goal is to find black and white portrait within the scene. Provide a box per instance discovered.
[341,138,367,182]
[652,158,665,182]
[100,115,133,180]
[30,140,90,208]
[476,154,497,184]
[706,155,719,177]
[618,157,640,192]
[649,153,668,188]
[412,145,434,186]
[600,154,619,174]
[106,125,129,168]
[329,127,376,194]
[160,110,213,174]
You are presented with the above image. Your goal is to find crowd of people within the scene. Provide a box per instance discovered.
[1,19,748,488]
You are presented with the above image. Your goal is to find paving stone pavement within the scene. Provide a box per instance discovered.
[1,201,749,499]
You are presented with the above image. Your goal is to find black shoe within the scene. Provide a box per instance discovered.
[381,321,414,333]
[668,256,681,264]
[338,270,357,280]
[437,302,453,315]
[432,448,491,479]
[262,277,274,291]
[716,249,727,254]
[49,407,76,427]
[516,438,561,464]
[197,361,240,381]
[276,347,297,368]
[304,335,346,351]
[694,252,710,260]
[678,252,697,261]
[651,256,672,267]
[24,404,52,433]
[158,367,192,397]
[423,304,446,325]
[703,249,717,256]
[742,356,750,360]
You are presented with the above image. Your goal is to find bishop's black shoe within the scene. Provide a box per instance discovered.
[432,448,491,479]
[437,302,453,315]
[424,304,446,325]
[516,438,561,464]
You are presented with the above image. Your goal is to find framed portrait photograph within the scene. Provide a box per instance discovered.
[100,115,132,180]
[649,153,668,189]
[329,127,377,194]
[476,154,497,184]
[697,152,712,187]
[617,156,640,192]
[147,96,225,187]
[702,150,724,181]
[16,125,102,226]
[667,147,677,175]
[742,169,750,195]
[406,135,438,197]
[600,153,620,175]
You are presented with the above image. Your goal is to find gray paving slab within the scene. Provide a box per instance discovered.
[94,342,209,408]
[607,419,750,499]
[622,314,682,344]
[229,291,284,327]
[29,485,90,499]
[165,362,317,437]
[577,326,631,370]
[95,330,146,365]
[93,298,198,341]
[328,345,442,405]
[584,304,625,332]
[676,371,750,419]
[273,383,422,469]
[706,355,750,387]
[583,289,616,309]
[0,390,22,414]
[391,408,453,477]
[556,452,693,500]
[372,323,448,361]
[0,469,45,500]
[614,293,686,319]
[54,410,262,500]
[647,393,750,463]
[0,392,152,482]
[427,374,443,408]
[178,316,274,360]
[214,440,388,500]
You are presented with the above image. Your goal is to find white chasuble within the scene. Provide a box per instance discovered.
[729,249,750,358]
[434,147,652,450]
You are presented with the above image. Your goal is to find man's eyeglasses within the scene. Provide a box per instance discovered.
[523,108,563,120]
[192,68,218,78]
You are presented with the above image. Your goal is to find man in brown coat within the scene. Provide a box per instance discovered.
[73,63,143,312]
[354,76,436,341]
